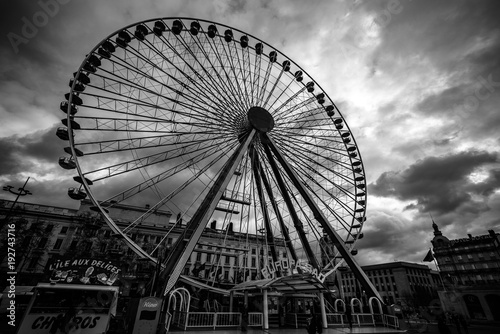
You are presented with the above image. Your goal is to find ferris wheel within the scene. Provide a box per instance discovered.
[57,17,375,296]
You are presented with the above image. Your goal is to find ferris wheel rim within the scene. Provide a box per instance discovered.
[62,17,367,268]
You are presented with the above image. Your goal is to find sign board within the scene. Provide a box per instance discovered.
[17,284,119,334]
[46,257,120,285]
[132,296,163,334]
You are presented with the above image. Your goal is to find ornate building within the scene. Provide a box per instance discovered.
[430,222,500,321]
[339,261,440,308]
[0,198,287,297]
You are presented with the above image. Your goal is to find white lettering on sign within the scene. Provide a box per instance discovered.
[143,301,159,308]
[260,258,334,283]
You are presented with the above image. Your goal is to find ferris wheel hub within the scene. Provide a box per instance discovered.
[247,106,274,133]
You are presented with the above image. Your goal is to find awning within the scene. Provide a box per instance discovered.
[231,274,329,294]
[178,275,239,296]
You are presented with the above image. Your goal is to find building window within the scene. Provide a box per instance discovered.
[196,252,202,262]
[100,243,107,253]
[27,257,40,270]
[60,226,68,234]
[45,224,54,233]
[206,253,211,262]
[251,248,256,255]
[225,256,230,265]
[53,239,63,250]
[251,257,256,267]
[38,237,48,249]
[69,240,78,250]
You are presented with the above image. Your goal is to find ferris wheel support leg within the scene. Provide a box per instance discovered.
[158,129,257,296]
[256,149,299,263]
[249,146,279,264]
[263,133,383,302]
[261,140,318,269]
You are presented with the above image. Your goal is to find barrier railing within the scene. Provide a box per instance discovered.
[172,311,399,330]
[326,313,344,326]
[325,312,399,329]
[248,312,263,327]
[354,313,376,327]
[216,312,240,327]
[383,314,399,329]
[173,311,263,330]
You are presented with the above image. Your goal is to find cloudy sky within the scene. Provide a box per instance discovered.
[1,0,499,269]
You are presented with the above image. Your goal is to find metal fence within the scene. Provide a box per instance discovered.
[172,311,399,330]
[172,311,263,330]
[325,312,399,329]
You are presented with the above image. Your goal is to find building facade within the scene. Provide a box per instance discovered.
[339,261,440,308]
[0,198,287,297]
[430,222,500,321]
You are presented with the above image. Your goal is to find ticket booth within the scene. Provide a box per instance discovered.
[132,296,163,334]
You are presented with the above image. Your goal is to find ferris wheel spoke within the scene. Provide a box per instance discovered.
[163,27,243,111]
[266,70,296,111]
[199,31,249,112]
[72,116,225,136]
[127,30,245,118]
[220,37,251,110]
[123,144,236,232]
[278,109,332,125]
[150,28,247,119]
[89,65,237,127]
[250,48,263,106]
[231,41,253,109]
[262,65,286,109]
[100,138,238,207]
[270,87,310,120]
[119,35,243,124]
[272,132,355,174]
[75,131,229,156]
[260,149,355,236]
[81,134,234,182]
[256,58,274,106]
[80,88,228,128]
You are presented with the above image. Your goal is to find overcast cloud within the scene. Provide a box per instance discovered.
[1,0,499,268]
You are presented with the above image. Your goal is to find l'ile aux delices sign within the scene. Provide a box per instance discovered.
[46,257,120,285]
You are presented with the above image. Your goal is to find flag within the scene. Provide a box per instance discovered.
[423,249,434,262]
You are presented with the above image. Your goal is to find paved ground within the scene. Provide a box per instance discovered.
[2,319,498,333]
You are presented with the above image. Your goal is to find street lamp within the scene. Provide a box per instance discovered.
[2,177,32,226]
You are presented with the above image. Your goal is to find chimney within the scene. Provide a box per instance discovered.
[468,234,472,239]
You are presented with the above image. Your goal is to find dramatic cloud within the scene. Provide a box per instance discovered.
[370,150,499,212]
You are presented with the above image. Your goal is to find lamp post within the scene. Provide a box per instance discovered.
[2,177,32,226]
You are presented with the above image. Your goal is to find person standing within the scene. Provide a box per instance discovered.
[345,305,353,330]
